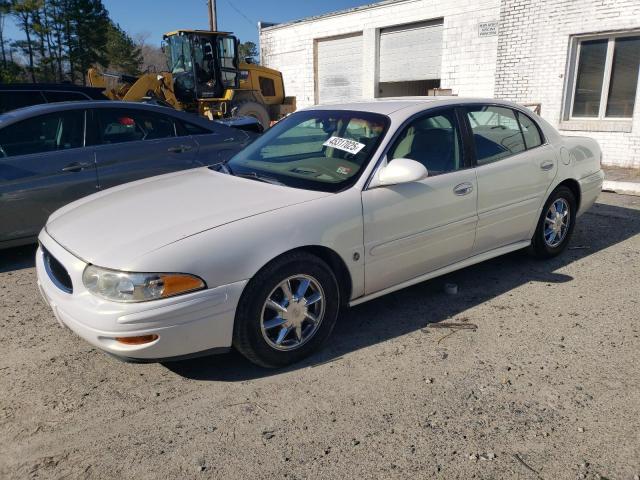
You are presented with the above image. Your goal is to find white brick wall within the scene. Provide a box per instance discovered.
[495,0,640,168]
[260,0,501,108]
[260,0,640,168]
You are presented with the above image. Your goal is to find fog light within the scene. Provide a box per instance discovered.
[115,334,159,345]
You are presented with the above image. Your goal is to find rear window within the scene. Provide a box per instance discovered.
[517,111,543,149]
[176,121,211,136]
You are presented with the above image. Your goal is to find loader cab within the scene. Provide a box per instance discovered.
[163,30,240,104]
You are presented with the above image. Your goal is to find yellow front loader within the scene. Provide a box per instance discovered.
[89,30,296,129]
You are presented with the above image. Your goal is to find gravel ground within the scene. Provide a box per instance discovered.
[1,192,639,480]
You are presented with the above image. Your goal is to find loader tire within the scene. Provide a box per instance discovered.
[234,101,271,131]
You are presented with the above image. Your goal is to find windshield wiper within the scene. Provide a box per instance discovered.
[233,171,284,186]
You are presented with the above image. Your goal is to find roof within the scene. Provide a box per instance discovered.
[0,100,214,129]
[302,96,538,118]
[0,83,106,97]
[260,0,411,31]
[163,30,232,37]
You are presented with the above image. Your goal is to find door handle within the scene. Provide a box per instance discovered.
[453,182,474,196]
[540,161,554,171]
[61,162,92,173]
[167,144,193,153]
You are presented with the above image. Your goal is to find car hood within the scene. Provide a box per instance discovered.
[46,168,330,268]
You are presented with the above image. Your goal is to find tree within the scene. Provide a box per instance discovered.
[135,32,166,73]
[104,22,142,75]
[239,40,258,61]
[0,0,10,69]
[10,0,42,82]
[68,0,109,84]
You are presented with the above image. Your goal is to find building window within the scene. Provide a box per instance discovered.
[570,34,640,119]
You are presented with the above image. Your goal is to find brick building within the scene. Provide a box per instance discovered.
[259,0,640,168]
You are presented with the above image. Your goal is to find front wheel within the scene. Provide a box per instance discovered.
[529,185,577,258]
[233,252,340,368]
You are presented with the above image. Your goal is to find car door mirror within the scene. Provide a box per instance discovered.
[375,158,429,187]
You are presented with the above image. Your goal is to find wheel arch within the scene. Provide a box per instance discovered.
[557,178,582,212]
[247,245,353,307]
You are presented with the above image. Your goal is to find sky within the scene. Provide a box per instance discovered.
[4,0,377,46]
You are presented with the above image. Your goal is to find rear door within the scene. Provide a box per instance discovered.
[91,107,200,190]
[464,105,556,254]
[0,109,98,243]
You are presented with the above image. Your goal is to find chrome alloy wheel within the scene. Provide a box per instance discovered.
[544,198,570,248]
[260,275,325,351]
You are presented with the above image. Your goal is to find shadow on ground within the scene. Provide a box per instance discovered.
[164,201,640,381]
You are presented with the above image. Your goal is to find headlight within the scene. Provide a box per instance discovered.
[82,265,206,303]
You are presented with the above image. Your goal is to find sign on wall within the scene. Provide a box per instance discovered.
[478,21,498,37]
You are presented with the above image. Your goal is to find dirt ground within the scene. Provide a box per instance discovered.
[1,192,639,480]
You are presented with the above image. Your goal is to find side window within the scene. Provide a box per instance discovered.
[0,91,46,114]
[466,105,525,165]
[96,109,175,145]
[259,76,276,97]
[388,109,463,176]
[43,91,88,103]
[0,110,84,157]
[517,112,543,149]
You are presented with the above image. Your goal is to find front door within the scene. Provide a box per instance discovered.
[362,108,478,295]
[0,109,98,244]
[463,105,557,254]
[91,107,200,190]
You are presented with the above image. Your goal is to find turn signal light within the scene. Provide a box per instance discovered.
[115,334,159,345]
[162,275,205,297]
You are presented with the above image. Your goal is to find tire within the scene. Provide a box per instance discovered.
[529,185,577,259]
[233,252,340,368]
[234,100,271,131]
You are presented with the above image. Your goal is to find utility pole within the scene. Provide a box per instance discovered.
[208,0,218,31]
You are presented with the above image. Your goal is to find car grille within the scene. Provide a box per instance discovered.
[42,247,73,293]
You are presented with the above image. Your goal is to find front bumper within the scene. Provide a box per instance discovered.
[36,230,247,361]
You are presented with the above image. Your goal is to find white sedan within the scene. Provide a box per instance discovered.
[36,98,604,367]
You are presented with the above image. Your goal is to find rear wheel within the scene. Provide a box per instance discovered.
[234,100,270,131]
[233,252,340,368]
[529,185,577,258]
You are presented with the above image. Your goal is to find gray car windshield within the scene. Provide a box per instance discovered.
[224,110,389,192]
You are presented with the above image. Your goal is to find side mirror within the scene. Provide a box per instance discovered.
[376,158,428,187]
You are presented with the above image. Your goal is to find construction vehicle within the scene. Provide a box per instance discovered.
[88,30,296,129]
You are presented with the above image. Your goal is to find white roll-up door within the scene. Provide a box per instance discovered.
[379,19,443,83]
[316,33,363,104]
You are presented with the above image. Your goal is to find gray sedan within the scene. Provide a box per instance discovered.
[0,101,251,248]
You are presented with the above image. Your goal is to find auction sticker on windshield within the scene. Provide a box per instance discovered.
[323,136,366,154]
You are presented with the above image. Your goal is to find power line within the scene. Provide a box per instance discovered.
[223,0,256,28]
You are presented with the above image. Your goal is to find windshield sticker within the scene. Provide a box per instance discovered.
[323,136,366,155]
[336,166,352,175]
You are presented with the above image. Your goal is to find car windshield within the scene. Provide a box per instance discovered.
[223,110,389,192]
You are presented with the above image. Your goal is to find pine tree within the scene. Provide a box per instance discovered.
[105,22,142,75]
[10,0,42,82]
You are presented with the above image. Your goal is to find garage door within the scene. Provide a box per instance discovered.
[379,19,443,83]
[316,33,363,104]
